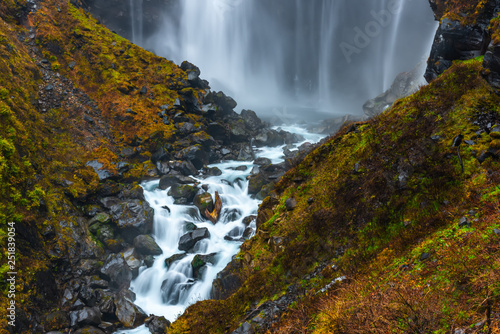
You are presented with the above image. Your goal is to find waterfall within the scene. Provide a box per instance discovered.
[129,0,143,45]
[145,0,436,116]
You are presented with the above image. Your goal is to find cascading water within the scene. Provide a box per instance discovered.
[129,0,143,45]
[117,129,325,334]
[145,0,437,115]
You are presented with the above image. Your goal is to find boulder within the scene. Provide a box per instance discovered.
[194,192,214,216]
[168,184,197,204]
[191,253,217,279]
[96,290,115,315]
[114,292,147,328]
[69,307,101,327]
[175,145,208,169]
[145,315,171,334]
[248,174,267,195]
[100,253,132,290]
[133,235,163,256]
[178,228,210,252]
[158,174,195,190]
[109,199,154,242]
[164,253,187,268]
[240,109,263,131]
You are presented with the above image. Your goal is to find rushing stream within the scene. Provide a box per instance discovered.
[116,125,325,333]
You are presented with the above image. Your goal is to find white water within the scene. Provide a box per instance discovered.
[145,0,436,115]
[117,126,325,333]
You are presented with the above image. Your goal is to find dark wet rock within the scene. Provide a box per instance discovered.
[175,145,208,169]
[204,91,237,114]
[191,253,217,279]
[150,146,170,165]
[212,259,242,300]
[204,166,222,176]
[109,199,154,242]
[168,184,197,204]
[144,255,155,268]
[248,174,267,195]
[235,165,248,171]
[164,253,187,268]
[425,18,491,82]
[254,129,285,147]
[78,284,97,306]
[178,227,210,252]
[97,291,115,315]
[140,86,147,94]
[145,315,171,334]
[100,253,132,290]
[240,109,263,131]
[206,122,228,142]
[133,235,162,256]
[194,192,214,216]
[420,252,431,261]
[114,291,147,328]
[254,157,272,166]
[43,311,70,331]
[238,144,255,161]
[69,307,101,327]
[158,174,195,190]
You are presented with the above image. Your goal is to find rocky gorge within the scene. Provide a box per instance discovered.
[1,0,500,334]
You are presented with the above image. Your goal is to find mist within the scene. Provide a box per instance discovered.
[136,0,437,119]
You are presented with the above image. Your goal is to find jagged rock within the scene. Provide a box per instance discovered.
[178,227,210,251]
[114,292,147,328]
[194,192,214,217]
[133,235,163,256]
[145,315,171,334]
[206,122,228,142]
[69,307,101,327]
[97,290,115,315]
[425,18,490,82]
[240,109,263,131]
[191,253,217,279]
[109,199,154,242]
[43,311,70,331]
[175,145,208,169]
[100,253,132,290]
